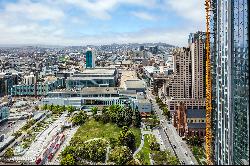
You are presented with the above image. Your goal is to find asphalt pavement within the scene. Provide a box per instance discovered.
[146,88,198,165]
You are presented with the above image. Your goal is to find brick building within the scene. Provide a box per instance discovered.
[174,102,206,139]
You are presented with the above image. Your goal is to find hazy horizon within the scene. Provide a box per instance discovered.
[0,0,205,47]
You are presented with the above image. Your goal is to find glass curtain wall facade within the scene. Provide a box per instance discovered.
[85,50,95,68]
[210,0,249,165]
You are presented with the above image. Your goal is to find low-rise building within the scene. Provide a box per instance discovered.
[135,99,152,113]
[124,79,146,93]
[11,77,65,96]
[66,68,118,88]
[42,87,151,114]
[174,102,206,138]
[42,87,135,109]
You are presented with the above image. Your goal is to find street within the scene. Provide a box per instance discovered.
[0,112,49,157]
[146,88,197,165]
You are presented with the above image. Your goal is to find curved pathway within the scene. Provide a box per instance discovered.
[133,127,152,157]
[133,133,144,157]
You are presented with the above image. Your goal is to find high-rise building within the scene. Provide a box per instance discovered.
[85,48,95,68]
[188,31,206,99]
[149,46,158,54]
[23,73,36,85]
[165,47,192,99]
[139,45,145,51]
[163,46,206,114]
[209,0,249,165]
[0,72,19,97]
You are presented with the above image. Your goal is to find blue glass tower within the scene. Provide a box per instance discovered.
[85,50,95,68]
[210,0,249,165]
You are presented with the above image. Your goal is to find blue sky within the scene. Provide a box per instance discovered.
[0,0,205,46]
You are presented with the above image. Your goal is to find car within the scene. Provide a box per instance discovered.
[185,152,188,156]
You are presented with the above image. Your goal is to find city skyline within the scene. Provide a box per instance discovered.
[0,0,205,46]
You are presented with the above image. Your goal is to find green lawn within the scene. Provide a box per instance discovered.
[72,119,141,148]
[135,134,156,165]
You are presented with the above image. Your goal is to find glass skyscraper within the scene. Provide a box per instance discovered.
[210,0,249,165]
[85,49,95,68]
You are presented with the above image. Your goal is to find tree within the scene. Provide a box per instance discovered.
[102,107,108,114]
[62,105,66,112]
[109,137,118,149]
[133,109,141,127]
[155,97,161,103]
[67,106,75,114]
[60,146,76,158]
[34,105,39,111]
[108,105,121,123]
[101,112,110,124]
[93,114,102,121]
[54,105,60,114]
[118,126,136,152]
[60,154,76,165]
[73,139,108,163]
[13,130,22,138]
[108,146,133,165]
[116,108,132,127]
[4,148,14,158]
[187,136,202,146]
[42,104,48,110]
[163,107,168,116]
[152,150,180,165]
[49,104,54,112]
[71,111,88,125]
[150,142,160,151]
[91,107,98,115]
[126,159,140,165]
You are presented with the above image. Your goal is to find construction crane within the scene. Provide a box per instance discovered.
[205,0,213,165]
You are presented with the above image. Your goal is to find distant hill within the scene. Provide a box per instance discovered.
[0,42,175,48]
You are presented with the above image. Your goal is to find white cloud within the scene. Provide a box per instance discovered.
[61,0,158,20]
[0,22,192,47]
[0,0,205,46]
[5,0,64,21]
[164,0,205,24]
[131,11,156,20]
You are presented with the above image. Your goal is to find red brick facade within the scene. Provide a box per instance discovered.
[173,102,205,139]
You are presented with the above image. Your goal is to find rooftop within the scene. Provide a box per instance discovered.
[44,76,57,82]
[125,79,146,89]
[138,99,151,104]
[119,70,137,88]
[79,68,116,75]
[67,76,114,80]
[50,87,119,95]
[186,109,206,118]
[143,66,160,74]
